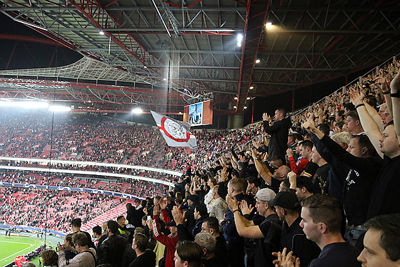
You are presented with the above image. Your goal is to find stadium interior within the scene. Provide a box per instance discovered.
[0,0,400,267]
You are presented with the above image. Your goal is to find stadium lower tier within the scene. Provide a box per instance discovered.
[0,186,125,233]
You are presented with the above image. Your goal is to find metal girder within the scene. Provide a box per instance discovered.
[1,6,247,12]
[236,0,271,112]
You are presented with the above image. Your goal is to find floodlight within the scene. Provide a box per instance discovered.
[237,33,243,47]
[132,107,143,114]
[265,22,273,29]
[250,86,254,89]
[99,30,105,35]
[0,100,49,109]
[255,59,261,64]
[49,105,71,112]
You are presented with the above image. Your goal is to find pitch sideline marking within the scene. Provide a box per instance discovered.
[0,242,35,263]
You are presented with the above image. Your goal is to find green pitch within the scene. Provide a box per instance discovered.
[0,235,44,266]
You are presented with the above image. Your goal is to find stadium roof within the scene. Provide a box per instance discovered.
[0,0,400,113]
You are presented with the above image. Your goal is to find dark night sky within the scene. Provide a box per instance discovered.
[0,13,377,127]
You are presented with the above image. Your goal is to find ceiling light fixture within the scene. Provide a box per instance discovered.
[99,30,105,35]
[131,107,143,114]
[236,33,243,47]
[250,86,254,89]
[255,59,261,64]
[265,22,273,29]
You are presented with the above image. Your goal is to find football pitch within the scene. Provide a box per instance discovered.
[0,235,44,266]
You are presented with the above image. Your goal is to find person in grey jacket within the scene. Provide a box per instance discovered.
[58,232,96,267]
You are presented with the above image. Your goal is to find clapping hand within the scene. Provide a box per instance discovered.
[272,248,300,267]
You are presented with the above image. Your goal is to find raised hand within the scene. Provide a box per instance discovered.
[160,198,168,210]
[263,113,271,122]
[240,200,254,215]
[390,71,400,93]
[286,148,294,158]
[349,89,364,106]
[225,194,239,212]
[171,206,185,225]
[302,119,316,133]
[272,248,300,267]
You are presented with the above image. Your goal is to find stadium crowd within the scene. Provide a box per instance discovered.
[3,58,400,267]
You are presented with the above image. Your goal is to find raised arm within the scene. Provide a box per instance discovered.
[390,71,400,143]
[252,149,273,185]
[225,194,263,239]
[349,89,384,158]
[364,101,384,132]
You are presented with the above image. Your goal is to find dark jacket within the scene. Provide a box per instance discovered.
[97,234,130,267]
[263,117,291,161]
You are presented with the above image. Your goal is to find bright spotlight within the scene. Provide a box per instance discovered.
[244,106,248,109]
[255,59,261,64]
[99,30,105,35]
[144,65,148,69]
[131,107,143,114]
[250,86,254,89]
[49,105,71,112]
[236,33,243,47]
[246,97,250,100]
[234,96,238,100]
[0,100,49,109]
[233,106,237,109]
[265,22,273,29]
[163,78,167,81]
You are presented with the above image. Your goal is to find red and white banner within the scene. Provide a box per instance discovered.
[151,111,197,149]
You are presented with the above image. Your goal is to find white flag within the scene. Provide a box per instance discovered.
[151,111,197,149]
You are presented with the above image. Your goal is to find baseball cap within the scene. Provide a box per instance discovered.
[255,188,276,202]
[269,191,299,210]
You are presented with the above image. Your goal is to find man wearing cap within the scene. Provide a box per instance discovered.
[226,188,281,267]
[270,191,320,267]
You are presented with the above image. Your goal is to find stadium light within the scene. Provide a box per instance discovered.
[99,30,105,35]
[0,100,49,109]
[237,33,243,47]
[250,86,254,89]
[255,59,261,64]
[131,107,143,114]
[265,22,273,29]
[49,105,71,112]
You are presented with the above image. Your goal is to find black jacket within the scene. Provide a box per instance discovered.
[263,117,291,161]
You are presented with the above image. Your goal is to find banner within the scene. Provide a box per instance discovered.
[151,111,197,149]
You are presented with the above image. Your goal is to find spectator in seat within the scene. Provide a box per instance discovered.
[194,232,218,267]
[71,218,95,249]
[275,194,360,267]
[201,216,228,266]
[345,111,364,135]
[129,233,156,267]
[357,214,400,267]
[92,225,107,249]
[97,220,130,267]
[63,233,77,261]
[41,249,58,267]
[225,187,281,267]
[174,241,203,267]
[295,176,314,201]
[58,232,97,267]
[263,108,292,162]
[269,191,320,267]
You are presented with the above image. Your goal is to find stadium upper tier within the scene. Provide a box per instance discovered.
[0,111,259,174]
